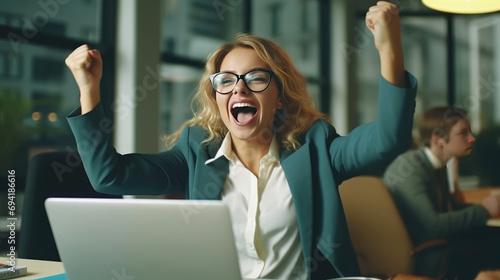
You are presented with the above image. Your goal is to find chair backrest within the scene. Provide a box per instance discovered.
[19,151,120,261]
[339,176,414,277]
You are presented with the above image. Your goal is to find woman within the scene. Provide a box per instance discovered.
[65,2,417,279]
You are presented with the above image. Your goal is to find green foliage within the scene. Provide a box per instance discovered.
[0,89,37,171]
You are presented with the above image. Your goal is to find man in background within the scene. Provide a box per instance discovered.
[383,106,500,279]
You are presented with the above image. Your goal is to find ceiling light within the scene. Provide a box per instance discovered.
[422,0,500,14]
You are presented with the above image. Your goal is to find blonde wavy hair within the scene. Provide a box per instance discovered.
[165,33,330,151]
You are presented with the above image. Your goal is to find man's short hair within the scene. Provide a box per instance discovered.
[418,106,468,147]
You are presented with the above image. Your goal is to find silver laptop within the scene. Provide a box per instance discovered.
[45,197,242,280]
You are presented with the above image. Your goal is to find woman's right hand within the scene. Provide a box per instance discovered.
[481,195,500,217]
[65,44,103,114]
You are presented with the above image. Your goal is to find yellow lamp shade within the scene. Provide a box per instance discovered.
[422,0,500,14]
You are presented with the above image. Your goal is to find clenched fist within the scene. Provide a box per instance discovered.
[366,1,405,87]
[65,44,103,114]
[482,195,500,217]
[366,1,402,54]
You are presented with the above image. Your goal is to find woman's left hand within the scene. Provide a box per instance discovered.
[366,1,402,55]
[366,1,405,87]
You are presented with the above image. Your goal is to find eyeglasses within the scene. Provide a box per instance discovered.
[209,69,274,94]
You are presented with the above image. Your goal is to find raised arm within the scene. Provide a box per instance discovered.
[64,45,189,196]
[65,44,102,114]
[366,1,405,87]
[329,2,416,180]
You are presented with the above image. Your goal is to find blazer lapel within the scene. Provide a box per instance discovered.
[280,144,314,263]
[191,141,229,200]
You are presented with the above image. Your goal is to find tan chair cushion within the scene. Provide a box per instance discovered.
[340,176,414,276]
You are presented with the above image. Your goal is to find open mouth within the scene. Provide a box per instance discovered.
[231,103,257,124]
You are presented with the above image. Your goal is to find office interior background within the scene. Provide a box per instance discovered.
[0,0,499,230]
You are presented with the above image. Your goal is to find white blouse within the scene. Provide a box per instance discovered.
[205,134,306,279]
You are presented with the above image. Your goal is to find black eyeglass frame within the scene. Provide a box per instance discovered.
[209,69,275,94]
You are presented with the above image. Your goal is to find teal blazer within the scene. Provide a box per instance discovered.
[67,73,417,279]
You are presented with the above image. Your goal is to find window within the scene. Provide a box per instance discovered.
[159,64,202,137]
[158,0,243,146]
[252,0,321,104]
[0,0,115,191]
[0,49,22,79]
[0,0,102,43]
[353,16,448,126]
[453,15,500,184]
[454,15,500,132]
[161,0,242,60]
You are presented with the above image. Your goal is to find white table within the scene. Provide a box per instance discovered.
[0,257,64,280]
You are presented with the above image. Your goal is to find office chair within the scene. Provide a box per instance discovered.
[19,151,120,261]
[339,176,448,279]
